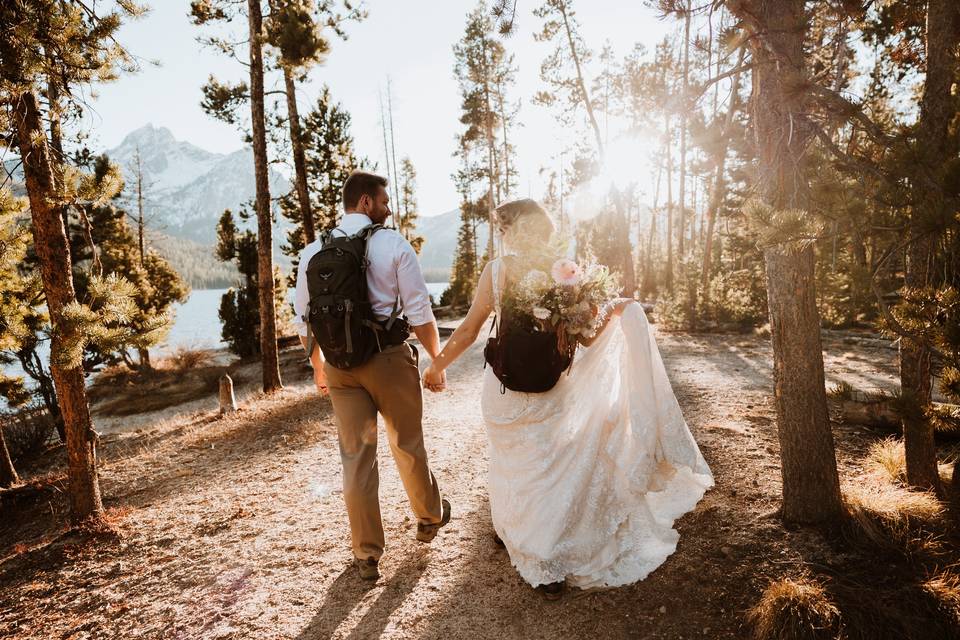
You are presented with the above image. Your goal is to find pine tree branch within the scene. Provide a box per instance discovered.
[810,123,893,184]
[807,83,898,147]
[689,60,752,105]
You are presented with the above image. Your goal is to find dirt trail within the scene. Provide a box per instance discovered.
[0,325,901,639]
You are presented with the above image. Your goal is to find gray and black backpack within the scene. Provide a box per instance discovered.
[303,224,408,370]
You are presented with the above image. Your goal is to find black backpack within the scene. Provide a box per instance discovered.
[303,224,407,370]
[484,309,575,394]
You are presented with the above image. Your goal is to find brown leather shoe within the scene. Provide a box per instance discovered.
[416,498,451,542]
[354,557,379,581]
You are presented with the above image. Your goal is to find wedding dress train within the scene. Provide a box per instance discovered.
[481,259,714,589]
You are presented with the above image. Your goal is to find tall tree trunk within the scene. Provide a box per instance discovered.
[14,90,103,523]
[900,0,960,494]
[557,2,604,160]
[678,2,691,257]
[481,40,499,260]
[0,424,19,488]
[664,114,675,293]
[734,0,842,524]
[247,0,283,393]
[496,80,512,198]
[283,67,315,246]
[701,49,746,302]
[642,158,663,297]
[134,148,146,266]
[386,79,402,229]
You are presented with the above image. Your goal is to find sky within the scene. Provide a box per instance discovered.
[84,1,679,217]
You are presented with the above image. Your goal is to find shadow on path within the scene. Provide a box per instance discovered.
[295,550,429,640]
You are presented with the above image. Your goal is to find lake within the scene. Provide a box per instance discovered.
[0,281,450,403]
[160,282,450,355]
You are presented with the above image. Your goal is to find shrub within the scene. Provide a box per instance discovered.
[1,405,56,460]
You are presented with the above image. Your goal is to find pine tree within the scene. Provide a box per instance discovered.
[533,0,604,160]
[280,86,367,280]
[728,0,843,524]
[1,0,152,523]
[266,0,365,247]
[454,2,518,260]
[191,0,283,392]
[67,156,188,373]
[398,157,424,253]
[217,208,290,357]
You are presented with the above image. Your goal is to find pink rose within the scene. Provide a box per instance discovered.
[551,259,581,286]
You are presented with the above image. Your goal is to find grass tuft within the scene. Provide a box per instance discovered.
[863,438,906,485]
[746,574,844,640]
[842,481,946,559]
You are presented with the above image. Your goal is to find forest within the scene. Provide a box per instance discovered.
[3,0,960,638]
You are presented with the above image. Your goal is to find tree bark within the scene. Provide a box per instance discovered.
[247,0,283,393]
[0,425,19,488]
[14,90,103,523]
[283,66,315,246]
[664,113,675,293]
[897,0,960,495]
[733,0,843,524]
[481,39,499,260]
[678,2,691,257]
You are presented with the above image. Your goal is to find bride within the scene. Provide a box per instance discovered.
[422,198,713,600]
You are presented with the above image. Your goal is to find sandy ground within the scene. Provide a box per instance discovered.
[0,323,908,639]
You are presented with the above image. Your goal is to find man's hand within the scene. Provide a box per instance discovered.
[299,335,329,396]
[422,363,446,392]
[313,363,329,396]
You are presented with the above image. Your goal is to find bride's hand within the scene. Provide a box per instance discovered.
[422,363,446,393]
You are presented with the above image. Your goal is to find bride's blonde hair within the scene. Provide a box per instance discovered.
[494,199,555,252]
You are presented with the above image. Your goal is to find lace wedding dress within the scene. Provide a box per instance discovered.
[481,258,714,589]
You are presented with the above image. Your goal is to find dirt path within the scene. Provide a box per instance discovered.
[0,325,902,639]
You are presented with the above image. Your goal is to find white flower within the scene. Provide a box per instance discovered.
[532,306,551,320]
[523,269,550,288]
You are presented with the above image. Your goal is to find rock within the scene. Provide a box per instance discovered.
[659,605,666,614]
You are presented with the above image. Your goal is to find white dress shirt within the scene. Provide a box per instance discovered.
[293,212,435,336]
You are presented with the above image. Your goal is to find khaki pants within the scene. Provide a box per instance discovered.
[324,342,443,560]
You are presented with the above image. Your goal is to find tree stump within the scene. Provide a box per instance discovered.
[219,374,238,415]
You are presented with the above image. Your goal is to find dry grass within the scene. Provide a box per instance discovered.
[157,347,216,373]
[922,571,960,628]
[863,438,906,485]
[842,480,946,559]
[746,575,844,640]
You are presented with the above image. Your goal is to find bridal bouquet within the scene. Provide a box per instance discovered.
[502,257,620,349]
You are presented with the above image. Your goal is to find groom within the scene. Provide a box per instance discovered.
[293,171,451,581]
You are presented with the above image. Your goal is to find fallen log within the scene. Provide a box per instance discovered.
[828,387,960,432]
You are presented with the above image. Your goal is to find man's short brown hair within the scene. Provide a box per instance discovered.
[342,171,388,211]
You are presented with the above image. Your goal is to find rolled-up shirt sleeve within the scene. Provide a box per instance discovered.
[395,238,436,326]
[293,245,313,337]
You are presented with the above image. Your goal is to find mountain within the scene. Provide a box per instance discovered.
[5,123,472,285]
[108,124,291,245]
[417,208,489,282]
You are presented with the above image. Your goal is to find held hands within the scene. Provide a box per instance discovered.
[313,364,329,396]
[422,363,447,393]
